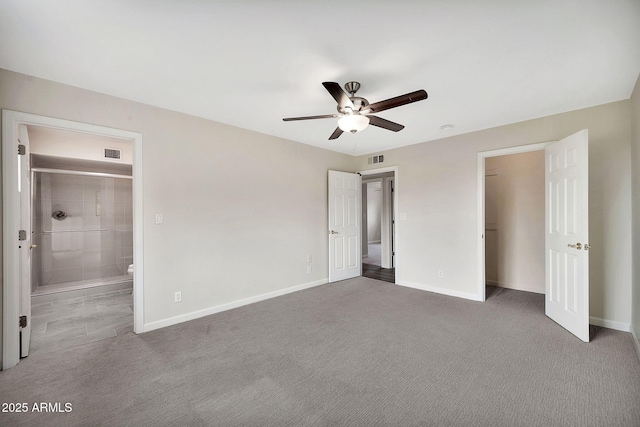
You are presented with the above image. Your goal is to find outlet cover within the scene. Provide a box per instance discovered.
[174,291,182,302]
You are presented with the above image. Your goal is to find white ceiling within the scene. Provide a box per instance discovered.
[1,1,639,155]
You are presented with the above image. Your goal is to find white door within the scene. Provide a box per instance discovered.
[18,124,33,357]
[545,130,589,342]
[328,170,361,282]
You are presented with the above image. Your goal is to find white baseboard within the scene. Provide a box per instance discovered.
[589,316,630,332]
[396,280,483,302]
[143,278,329,332]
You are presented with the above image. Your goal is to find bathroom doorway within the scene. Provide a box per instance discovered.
[28,125,134,355]
[2,110,144,369]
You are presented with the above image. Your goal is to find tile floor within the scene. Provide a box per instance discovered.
[29,289,133,356]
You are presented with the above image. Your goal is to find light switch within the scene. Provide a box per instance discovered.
[155,214,163,224]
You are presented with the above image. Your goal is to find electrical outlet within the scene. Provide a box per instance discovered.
[155,213,163,224]
[307,265,312,274]
[174,291,181,302]
[438,270,444,278]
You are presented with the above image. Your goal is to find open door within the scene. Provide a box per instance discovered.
[545,130,589,342]
[18,124,33,357]
[328,170,361,282]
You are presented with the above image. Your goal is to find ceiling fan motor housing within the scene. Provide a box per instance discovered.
[344,81,361,95]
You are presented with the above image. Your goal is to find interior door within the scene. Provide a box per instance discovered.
[328,170,361,282]
[18,124,32,357]
[545,129,589,342]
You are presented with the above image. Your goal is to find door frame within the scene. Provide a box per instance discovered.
[476,142,549,302]
[2,110,144,370]
[360,166,398,276]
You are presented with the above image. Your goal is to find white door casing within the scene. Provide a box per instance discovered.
[328,170,361,282]
[18,124,32,357]
[545,130,590,342]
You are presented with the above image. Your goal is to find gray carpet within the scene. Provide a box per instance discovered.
[1,277,639,426]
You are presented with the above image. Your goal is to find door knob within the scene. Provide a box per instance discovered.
[29,244,38,249]
[329,230,339,234]
[567,243,582,250]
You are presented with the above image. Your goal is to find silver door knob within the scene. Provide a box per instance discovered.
[567,243,582,250]
[29,244,38,249]
[329,230,339,234]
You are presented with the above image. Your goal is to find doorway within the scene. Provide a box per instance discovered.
[29,126,134,356]
[483,150,545,299]
[2,110,144,370]
[477,130,590,342]
[361,167,397,284]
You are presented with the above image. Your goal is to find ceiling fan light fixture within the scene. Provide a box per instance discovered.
[338,114,369,134]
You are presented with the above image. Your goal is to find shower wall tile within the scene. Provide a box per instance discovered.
[51,267,83,285]
[51,250,83,271]
[36,174,133,288]
[50,178,83,201]
[84,249,115,268]
[84,265,118,281]
[83,231,101,250]
[50,233,83,252]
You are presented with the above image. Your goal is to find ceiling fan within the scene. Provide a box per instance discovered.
[283,81,428,140]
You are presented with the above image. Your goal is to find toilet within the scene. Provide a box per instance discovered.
[127,264,134,277]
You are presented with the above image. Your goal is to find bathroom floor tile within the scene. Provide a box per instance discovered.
[28,289,132,357]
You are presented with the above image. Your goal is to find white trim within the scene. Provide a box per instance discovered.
[144,278,329,332]
[396,280,483,302]
[588,316,630,332]
[2,110,144,370]
[476,142,550,302]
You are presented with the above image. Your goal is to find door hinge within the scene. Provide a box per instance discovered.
[18,230,27,241]
[19,316,27,328]
[18,144,26,155]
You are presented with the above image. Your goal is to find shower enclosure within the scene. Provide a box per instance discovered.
[31,169,133,295]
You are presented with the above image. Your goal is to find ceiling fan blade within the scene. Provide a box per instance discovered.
[328,127,343,140]
[368,115,405,132]
[283,114,339,121]
[322,82,355,110]
[365,89,428,114]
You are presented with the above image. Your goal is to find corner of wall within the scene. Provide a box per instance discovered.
[631,71,640,362]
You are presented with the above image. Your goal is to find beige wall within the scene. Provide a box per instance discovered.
[485,151,545,294]
[355,100,632,326]
[631,72,640,354]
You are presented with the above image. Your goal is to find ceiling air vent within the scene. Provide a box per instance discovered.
[104,148,121,160]
[367,154,384,165]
